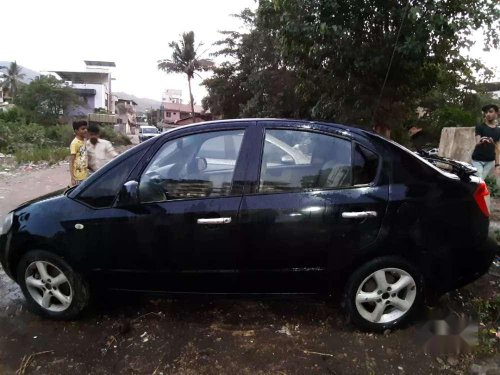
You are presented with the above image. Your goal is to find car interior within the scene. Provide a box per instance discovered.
[259,134,352,193]
[139,132,240,202]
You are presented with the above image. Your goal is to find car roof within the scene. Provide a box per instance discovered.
[167,118,369,137]
[140,125,157,129]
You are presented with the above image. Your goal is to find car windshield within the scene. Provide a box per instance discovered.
[142,128,157,134]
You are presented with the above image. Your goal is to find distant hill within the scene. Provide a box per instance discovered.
[113,92,162,113]
[0,61,40,83]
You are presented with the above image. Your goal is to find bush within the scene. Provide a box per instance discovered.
[485,176,500,198]
[99,125,131,146]
[43,125,75,147]
[0,121,131,164]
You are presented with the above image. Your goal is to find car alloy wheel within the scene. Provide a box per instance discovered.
[25,260,73,312]
[355,268,417,324]
[18,250,90,320]
[343,257,424,331]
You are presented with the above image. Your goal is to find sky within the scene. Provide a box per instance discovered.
[2,0,498,105]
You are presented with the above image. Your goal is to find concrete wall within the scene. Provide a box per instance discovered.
[73,83,107,109]
[438,127,475,162]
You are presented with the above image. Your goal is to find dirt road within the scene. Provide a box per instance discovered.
[0,162,70,223]
[0,159,499,374]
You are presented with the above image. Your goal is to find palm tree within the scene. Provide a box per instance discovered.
[158,31,213,117]
[1,61,25,99]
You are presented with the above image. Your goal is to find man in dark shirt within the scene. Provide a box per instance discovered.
[471,104,500,179]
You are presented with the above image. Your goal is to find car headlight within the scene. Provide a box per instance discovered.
[1,212,14,235]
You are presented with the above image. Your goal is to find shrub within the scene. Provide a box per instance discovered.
[0,121,131,164]
[43,125,75,147]
[99,125,131,146]
[485,176,499,198]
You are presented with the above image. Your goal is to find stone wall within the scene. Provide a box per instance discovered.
[438,127,475,162]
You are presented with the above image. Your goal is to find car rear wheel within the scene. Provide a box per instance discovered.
[343,257,424,332]
[17,250,90,320]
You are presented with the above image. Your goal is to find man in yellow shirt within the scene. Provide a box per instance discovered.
[69,120,89,186]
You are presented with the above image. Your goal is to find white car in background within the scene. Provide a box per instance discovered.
[139,125,160,143]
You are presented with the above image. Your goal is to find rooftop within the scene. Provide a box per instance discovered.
[51,70,110,83]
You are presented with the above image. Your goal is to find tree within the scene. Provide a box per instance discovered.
[1,61,26,99]
[204,1,499,139]
[203,9,308,119]
[158,31,214,117]
[15,76,80,125]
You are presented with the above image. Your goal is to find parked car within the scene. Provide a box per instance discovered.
[139,125,160,143]
[0,119,495,331]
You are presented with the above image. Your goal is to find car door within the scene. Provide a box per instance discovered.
[97,124,256,292]
[237,121,389,293]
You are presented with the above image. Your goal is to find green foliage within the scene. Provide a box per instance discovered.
[99,125,132,146]
[485,176,500,198]
[0,106,23,122]
[0,121,71,164]
[0,61,25,98]
[474,297,500,355]
[13,147,68,165]
[15,76,80,125]
[204,0,500,132]
[0,121,130,164]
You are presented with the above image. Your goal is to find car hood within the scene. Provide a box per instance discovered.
[14,187,69,212]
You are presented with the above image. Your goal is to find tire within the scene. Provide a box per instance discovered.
[17,250,90,320]
[342,256,424,332]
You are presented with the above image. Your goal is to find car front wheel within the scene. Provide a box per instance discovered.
[343,257,424,332]
[17,250,90,320]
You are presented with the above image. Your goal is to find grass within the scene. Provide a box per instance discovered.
[474,297,500,355]
[13,147,68,164]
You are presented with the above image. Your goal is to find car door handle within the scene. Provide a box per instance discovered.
[342,211,378,219]
[197,217,232,225]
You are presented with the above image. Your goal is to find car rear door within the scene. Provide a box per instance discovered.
[237,121,389,293]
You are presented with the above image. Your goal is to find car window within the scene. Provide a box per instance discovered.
[139,129,245,202]
[197,133,242,161]
[353,144,379,185]
[259,129,352,193]
[77,151,144,208]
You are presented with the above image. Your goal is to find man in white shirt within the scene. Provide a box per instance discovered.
[86,125,119,173]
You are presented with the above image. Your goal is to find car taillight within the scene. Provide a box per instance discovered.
[474,181,490,217]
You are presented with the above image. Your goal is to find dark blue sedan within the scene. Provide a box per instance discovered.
[0,119,495,331]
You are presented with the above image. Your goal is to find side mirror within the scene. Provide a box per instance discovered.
[281,155,295,165]
[117,180,139,207]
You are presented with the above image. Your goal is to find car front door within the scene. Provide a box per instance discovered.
[102,124,256,292]
[238,122,389,293]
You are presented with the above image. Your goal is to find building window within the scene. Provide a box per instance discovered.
[166,112,171,118]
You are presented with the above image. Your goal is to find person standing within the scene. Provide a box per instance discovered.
[471,104,500,179]
[86,125,118,173]
[69,120,89,186]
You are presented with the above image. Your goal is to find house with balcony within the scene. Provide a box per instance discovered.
[51,70,114,117]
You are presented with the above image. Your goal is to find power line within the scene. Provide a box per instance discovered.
[373,0,412,123]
